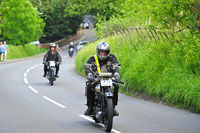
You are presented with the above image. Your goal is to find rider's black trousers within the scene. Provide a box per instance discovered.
[86,82,119,108]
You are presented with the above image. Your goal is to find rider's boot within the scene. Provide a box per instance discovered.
[43,73,46,77]
[55,71,59,78]
[84,106,93,115]
[113,107,119,116]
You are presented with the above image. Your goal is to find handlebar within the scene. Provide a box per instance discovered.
[87,79,125,85]
[112,80,125,84]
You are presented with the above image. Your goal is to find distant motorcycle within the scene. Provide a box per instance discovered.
[46,61,56,86]
[69,48,74,57]
[85,64,124,132]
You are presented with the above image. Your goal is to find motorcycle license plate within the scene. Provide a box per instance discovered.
[101,80,112,86]
[49,61,55,67]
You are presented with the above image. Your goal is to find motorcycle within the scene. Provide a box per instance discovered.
[69,48,74,57]
[85,64,124,132]
[46,61,56,86]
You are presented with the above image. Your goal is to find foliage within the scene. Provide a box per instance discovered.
[31,0,83,43]
[75,41,98,76]
[75,30,200,112]
[95,0,200,37]
[7,44,46,59]
[64,0,124,24]
[0,0,45,45]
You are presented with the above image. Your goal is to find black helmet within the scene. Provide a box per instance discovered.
[96,42,110,61]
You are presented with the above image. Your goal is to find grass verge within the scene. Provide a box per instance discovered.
[75,31,200,113]
[7,44,46,60]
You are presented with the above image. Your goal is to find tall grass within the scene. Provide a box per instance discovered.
[7,44,46,60]
[75,31,200,112]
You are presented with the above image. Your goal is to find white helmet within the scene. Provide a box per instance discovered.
[49,43,56,47]
[70,42,74,45]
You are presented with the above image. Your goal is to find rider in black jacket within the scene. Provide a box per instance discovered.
[84,42,121,116]
[43,43,62,78]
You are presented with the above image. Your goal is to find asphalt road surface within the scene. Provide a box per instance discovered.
[0,16,200,133]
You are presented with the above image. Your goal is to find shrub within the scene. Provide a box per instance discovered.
[7,44,46,59]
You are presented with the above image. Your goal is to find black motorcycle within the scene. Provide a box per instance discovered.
[46,61,56,86]
[85,64,124,132]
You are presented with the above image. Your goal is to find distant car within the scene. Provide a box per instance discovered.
[76,41,88,52]
[80,20,89,29]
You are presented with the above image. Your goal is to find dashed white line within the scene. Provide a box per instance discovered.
[24,65,67,108]
[79,114,122,133]
[34,64,39,67]
[24,73,27,77]
[42,96,66,108]
[28,86,39,94]
[24,78,29,84]
[26,69,30,73]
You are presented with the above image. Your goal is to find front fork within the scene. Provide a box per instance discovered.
[101,87,113,115]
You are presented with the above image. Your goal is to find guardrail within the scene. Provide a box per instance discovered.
[104,25,199,42]
[41,29,84,48]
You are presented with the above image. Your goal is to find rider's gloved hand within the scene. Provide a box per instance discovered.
[43,61,47,65]
[114,72,120,82]
[87,73,95,81]
[56,62,61,65]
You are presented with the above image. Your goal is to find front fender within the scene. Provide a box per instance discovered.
[50,66,55,71]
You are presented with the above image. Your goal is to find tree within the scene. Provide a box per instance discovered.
[0,0,45,45]
[64,0,124,24]
[31,0,82,43]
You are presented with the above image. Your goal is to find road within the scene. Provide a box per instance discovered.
[0,16,200,133]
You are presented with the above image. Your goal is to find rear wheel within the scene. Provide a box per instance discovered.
[104,98,113,132]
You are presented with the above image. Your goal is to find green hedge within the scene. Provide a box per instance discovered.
[75,32,200,112]
[7,44,46,60]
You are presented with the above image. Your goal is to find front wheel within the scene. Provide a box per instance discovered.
[50,70,54,86]
[104,98,113,132]
[69,52,72,57]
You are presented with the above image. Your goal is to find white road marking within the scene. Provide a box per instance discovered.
[28,86,39,94]
[112,128,122,133]
[24,78,29,84]
[79,114,94,122]
[24,73,27,77]
[30,66,34,69]
[34,64,39,67]
[42,96,66,108]
[26,69,30,73]
[64,55,68,58]
[79,114,122,133]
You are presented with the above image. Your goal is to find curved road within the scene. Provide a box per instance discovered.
[0,17,200,133]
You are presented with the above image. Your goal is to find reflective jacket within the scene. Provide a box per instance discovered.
[85,54,120,76]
